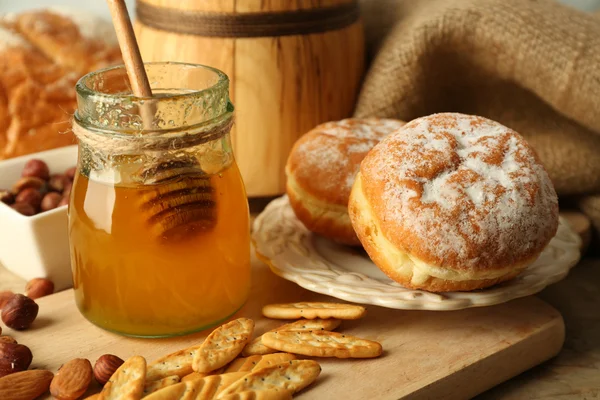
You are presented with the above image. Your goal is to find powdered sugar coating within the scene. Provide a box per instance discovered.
[359,113,559,271]
[287,118,405,206]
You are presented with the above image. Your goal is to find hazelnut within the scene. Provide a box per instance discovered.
[22,159,50,181]
[11,203,36,216]
[93,354,124,386]
[0,291,14,309]
[11,176,45,194]
[48,174,70,193]
[1,294,39,330]
[0,190,14,205]
[25,278,54,300]
[64,167,77,181]
[0,342,33,377]
[59,196,70,207]
[15,188,43,210]
[41,192,62,212]
[0,336,17,344]
[63,181,73,197]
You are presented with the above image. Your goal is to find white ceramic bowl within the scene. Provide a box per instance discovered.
[0,146,78,291]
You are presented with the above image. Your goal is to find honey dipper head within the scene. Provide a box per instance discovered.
[139,158,216,239]
[349,113,559,292]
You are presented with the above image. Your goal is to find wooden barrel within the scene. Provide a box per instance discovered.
[134,0,365,197]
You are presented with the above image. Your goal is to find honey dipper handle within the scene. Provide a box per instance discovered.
[106,0,153,97]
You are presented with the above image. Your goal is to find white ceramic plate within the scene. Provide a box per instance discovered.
[252,196,582,310]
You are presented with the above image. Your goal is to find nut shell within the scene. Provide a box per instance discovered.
[1,294,39,330]
[93,354,124,386]
[50,358,93,400]
[0,342,33,378]
[25,278,55,300]
[22,159,50,181]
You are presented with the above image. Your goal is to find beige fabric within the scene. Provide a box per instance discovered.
[356,0,600,241]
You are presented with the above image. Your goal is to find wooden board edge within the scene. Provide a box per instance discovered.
[407,304,565,400]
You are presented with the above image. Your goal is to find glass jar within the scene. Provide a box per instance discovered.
[69,62,251,337]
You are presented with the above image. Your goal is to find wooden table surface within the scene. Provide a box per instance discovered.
[0,216,598,399]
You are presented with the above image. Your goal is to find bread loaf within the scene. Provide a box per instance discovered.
[0,7,121,160]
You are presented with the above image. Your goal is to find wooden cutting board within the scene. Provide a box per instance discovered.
[4,257,564,400]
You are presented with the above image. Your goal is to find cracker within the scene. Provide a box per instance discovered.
[146,343,203,381]
[242,319,341,356]
[142,381,189,400]
[144,372,247,400]
[219,360,321,397]
[218,389,292,400]
[98,355,146,400]
[193,318,254,373]
[224,353,296,373]
[262,330,382,358]
[262,302,365,320]
[144,375,180,395]
[181,370,219,383]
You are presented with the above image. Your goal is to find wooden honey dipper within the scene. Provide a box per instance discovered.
[107,0,216,238]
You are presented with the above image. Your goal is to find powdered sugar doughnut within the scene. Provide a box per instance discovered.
[286,118,405,245]
[349,113,559,292]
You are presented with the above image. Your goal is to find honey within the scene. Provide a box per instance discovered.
[69,162,251,337]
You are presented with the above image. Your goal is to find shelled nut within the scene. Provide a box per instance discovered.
[25,278,55,300]
[50,358,93,400]
[1,294,39,330]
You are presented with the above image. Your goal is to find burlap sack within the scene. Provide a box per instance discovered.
[355,0,600,243]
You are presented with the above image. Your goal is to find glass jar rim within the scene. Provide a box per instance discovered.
[75,61,229,101]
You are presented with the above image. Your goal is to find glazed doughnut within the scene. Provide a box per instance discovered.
[286,118,405,246]
[349,113,559,292]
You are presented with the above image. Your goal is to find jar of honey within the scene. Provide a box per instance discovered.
[69,62,251,337]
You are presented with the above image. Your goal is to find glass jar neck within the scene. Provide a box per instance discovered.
[74,62,233,136]
[72,62,235,186]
